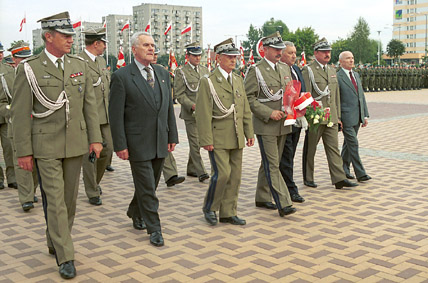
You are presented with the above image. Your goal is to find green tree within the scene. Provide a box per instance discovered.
[330,38,351,64]
[348,17,372,63]
[242,24,262,53]
[261,18,289,37]
[284,27,318,57]
[386,39,405,63]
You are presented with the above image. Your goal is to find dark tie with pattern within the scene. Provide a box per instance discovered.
[349,71,358,92]
[145,67,154,88]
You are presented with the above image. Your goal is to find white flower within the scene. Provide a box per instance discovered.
[327,122,334,127]
[315,114,320,119]
[313,119,319,124]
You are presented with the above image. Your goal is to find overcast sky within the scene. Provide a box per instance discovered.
[0,0,393,54]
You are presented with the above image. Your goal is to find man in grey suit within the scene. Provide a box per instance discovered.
[109,32,178,247]
[337,51,371,182]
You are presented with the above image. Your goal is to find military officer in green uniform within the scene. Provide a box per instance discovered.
[301,38,357,189]
[174,42,209,183]
[245,32,296,217]
[0,43,17,190]
[150,47,186,188]
[11,12,103,279]
[79,27,113,206]
[196,38,254,226]
[0,42,39,211]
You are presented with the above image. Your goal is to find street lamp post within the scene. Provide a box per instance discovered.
[377,30,381,65]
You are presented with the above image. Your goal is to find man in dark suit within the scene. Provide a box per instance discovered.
[337,51,371,182]
[279,41,305,203]
[109,32,178,247]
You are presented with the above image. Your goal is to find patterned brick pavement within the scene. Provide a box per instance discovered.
[0,90,428,282]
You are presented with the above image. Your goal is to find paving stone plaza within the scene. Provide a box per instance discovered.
[0,90,427,282]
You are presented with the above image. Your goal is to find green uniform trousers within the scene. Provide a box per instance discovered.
[203,148,243,218]
[11,140,38,204]
[82,124,113,198]
[37,156,83,266]
[0,123,15,184]
[255,135,292,209]
[305,124,346,184]
[162,152,178,182]
[184,120,207,176]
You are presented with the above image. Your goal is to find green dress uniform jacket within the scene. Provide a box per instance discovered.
[301,61,346,184]
[0,63,16,185]
[79,51,113,199]
[174,63,210,177]
[0,64,38,204]
[11,50,102,266]
[245,58,293,210]
[196,68,253,217]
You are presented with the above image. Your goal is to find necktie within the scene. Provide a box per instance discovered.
[56,58,63,76]
[145,67,154,88]
[349,71,358,92]
[227,74,232,85]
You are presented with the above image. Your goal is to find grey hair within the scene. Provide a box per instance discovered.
[339,51,352,61]
[131,31,152,47]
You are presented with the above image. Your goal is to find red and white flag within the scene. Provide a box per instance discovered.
[248,49,255,65]
[239,46,246,68]
[300,51,307,67]
[19,16,26,32]
[164,22,172,35]
[117,46,126,69]
[207,46,212,72]
[72,21,81,29]
[145,20,151,32]
[169,49,178,72]
[121,21,130,32]
[181,23,192,35]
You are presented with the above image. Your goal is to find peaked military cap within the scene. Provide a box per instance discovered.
[313,37,332,51]
[38,11,75,35]
[8,41,32,58]
[214,38,240,55]
[0,42,4,52]
[261,31,286,49]
[4,55,14,65]
[185,41,202,55]
[83,27,107,42]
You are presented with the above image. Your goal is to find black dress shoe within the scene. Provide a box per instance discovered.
[132,217,146,230]
[22,202,34,211]
[346,173,355,179]
[203,210,218,225]
[0,182,4,189]
[304,180,317,188]
[186,172,198,177]
[33,196,38,203]
[335,179,359,189]
[88,196,102,206]
[48,247,55,255]
[105,165,115,172]
[220,216,246,225]
[198,173,210,182]
[150,231,164,247]
[166,175,185,187]
[291,194,305,203]
[59,260,76,279]
[8,182,18,189]
[357,175,372,182]
[255,202,277,210]
[279,206,297,217]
